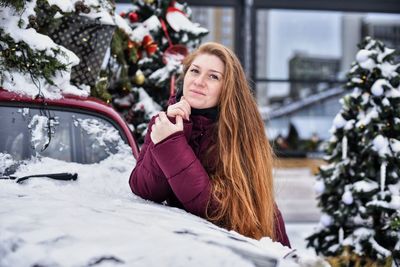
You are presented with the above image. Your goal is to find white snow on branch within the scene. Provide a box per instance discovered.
[356,107,379,128]
[356,49,376,70]
[166,11,208,35]
[130,15,161,42]
[369,238,391,258]
[379,62,400,79]
[377,47,395,62]
[390,138,400,154]
[148,54,184,84]
[0,1,92,99]
[133,87,162,118]
[367,196,400,210]
[353,180,379,193]
[47,0,115,25]
[372,135,391,157]
[332,113,346,129]
[371,79,390,96]
[387,87,400,98]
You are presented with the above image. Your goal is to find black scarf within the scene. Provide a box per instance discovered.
[176,89,219,121]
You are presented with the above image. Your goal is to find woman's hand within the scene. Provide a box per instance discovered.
[150,112,183,144]
[167,97,191,121]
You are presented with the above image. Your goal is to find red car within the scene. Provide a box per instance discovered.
[0,88,139,169]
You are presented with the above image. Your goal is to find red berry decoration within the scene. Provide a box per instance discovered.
[129,12,139,23]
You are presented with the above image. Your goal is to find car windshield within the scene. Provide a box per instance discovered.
[0,105,131,164]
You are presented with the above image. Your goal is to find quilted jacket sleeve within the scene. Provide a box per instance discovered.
[129,116,172,203]
[151,132,213,218]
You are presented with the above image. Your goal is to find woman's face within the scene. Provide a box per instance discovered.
[183,53,225,109]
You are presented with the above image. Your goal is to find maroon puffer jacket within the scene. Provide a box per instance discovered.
[129,113,291,247]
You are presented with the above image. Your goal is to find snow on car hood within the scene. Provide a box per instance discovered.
[0,151,302,267]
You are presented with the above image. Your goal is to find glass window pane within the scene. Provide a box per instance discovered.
[256,9,400,154]
[257,9,342,80]
[0,106,129,164]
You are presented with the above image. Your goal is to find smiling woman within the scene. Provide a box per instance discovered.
[129,42,290,246]
[183,53,225,109]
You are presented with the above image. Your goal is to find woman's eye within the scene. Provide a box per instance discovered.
[190,68,199,74]
[210,74,219,80]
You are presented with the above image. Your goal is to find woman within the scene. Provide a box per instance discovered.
[129,42,290,246]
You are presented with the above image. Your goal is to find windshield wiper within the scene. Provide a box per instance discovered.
[0,172,78,184]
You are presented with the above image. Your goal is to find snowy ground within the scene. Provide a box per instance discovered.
[275,168,320,256]
[286,223,318,256]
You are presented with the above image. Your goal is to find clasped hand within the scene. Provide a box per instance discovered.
[150,97,191,144]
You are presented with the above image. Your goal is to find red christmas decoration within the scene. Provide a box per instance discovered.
[129,12,139,23]
[119,12,126,18]
[142,35,157,56]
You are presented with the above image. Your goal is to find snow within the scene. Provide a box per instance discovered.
[356,107,379,128]
[387,87,400,98]
[353,180,379,193]
[314,181,325,195]
[372,135,391,157]
[149,52,183,82]
[0,151,311,267]
[0,1,89,99]
[28,115,51,151]
[166,10,208,35]
[0,0,120,99]
[344,119,355,130]
[0,153,15,174]
[341,190,353,205]
[344,228,375,255]
[356,49,373,63]
[131,15,161,42]
[380,162,387,193]
[134,87,162,118]
[382,98,390,106]
[379,61,400,78]
[114,13,135,37]
[319,214,333,227]
[342,136,348,159]
[351,77,363,84]
[355,49,376,70]
[377,47,395,62]
[371,79,386,96]
[77,118,123,147]
[368,197,400,210]
[369,238,391,258]
[46,0,116,25]
[332,113,346,129]
[390,138,400,154]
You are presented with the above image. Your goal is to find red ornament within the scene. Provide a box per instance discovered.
[129,12,139,23]
[141,35,158,56]
[119,12,126,18]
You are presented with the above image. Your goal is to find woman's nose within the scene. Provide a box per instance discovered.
[194,75,206,86]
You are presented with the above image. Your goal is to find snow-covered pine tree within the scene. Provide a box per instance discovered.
[108,0,208,144]
[307,37,400,266]
[0,0,116,99]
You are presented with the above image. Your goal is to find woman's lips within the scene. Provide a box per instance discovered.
[189,90,206,96]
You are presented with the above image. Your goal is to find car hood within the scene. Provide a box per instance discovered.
[0,152,313,267]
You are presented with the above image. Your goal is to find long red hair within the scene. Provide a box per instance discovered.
[181,42,276,240]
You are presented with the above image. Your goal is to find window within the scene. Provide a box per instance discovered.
[0,106,130,164]
[255,9,400,154]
